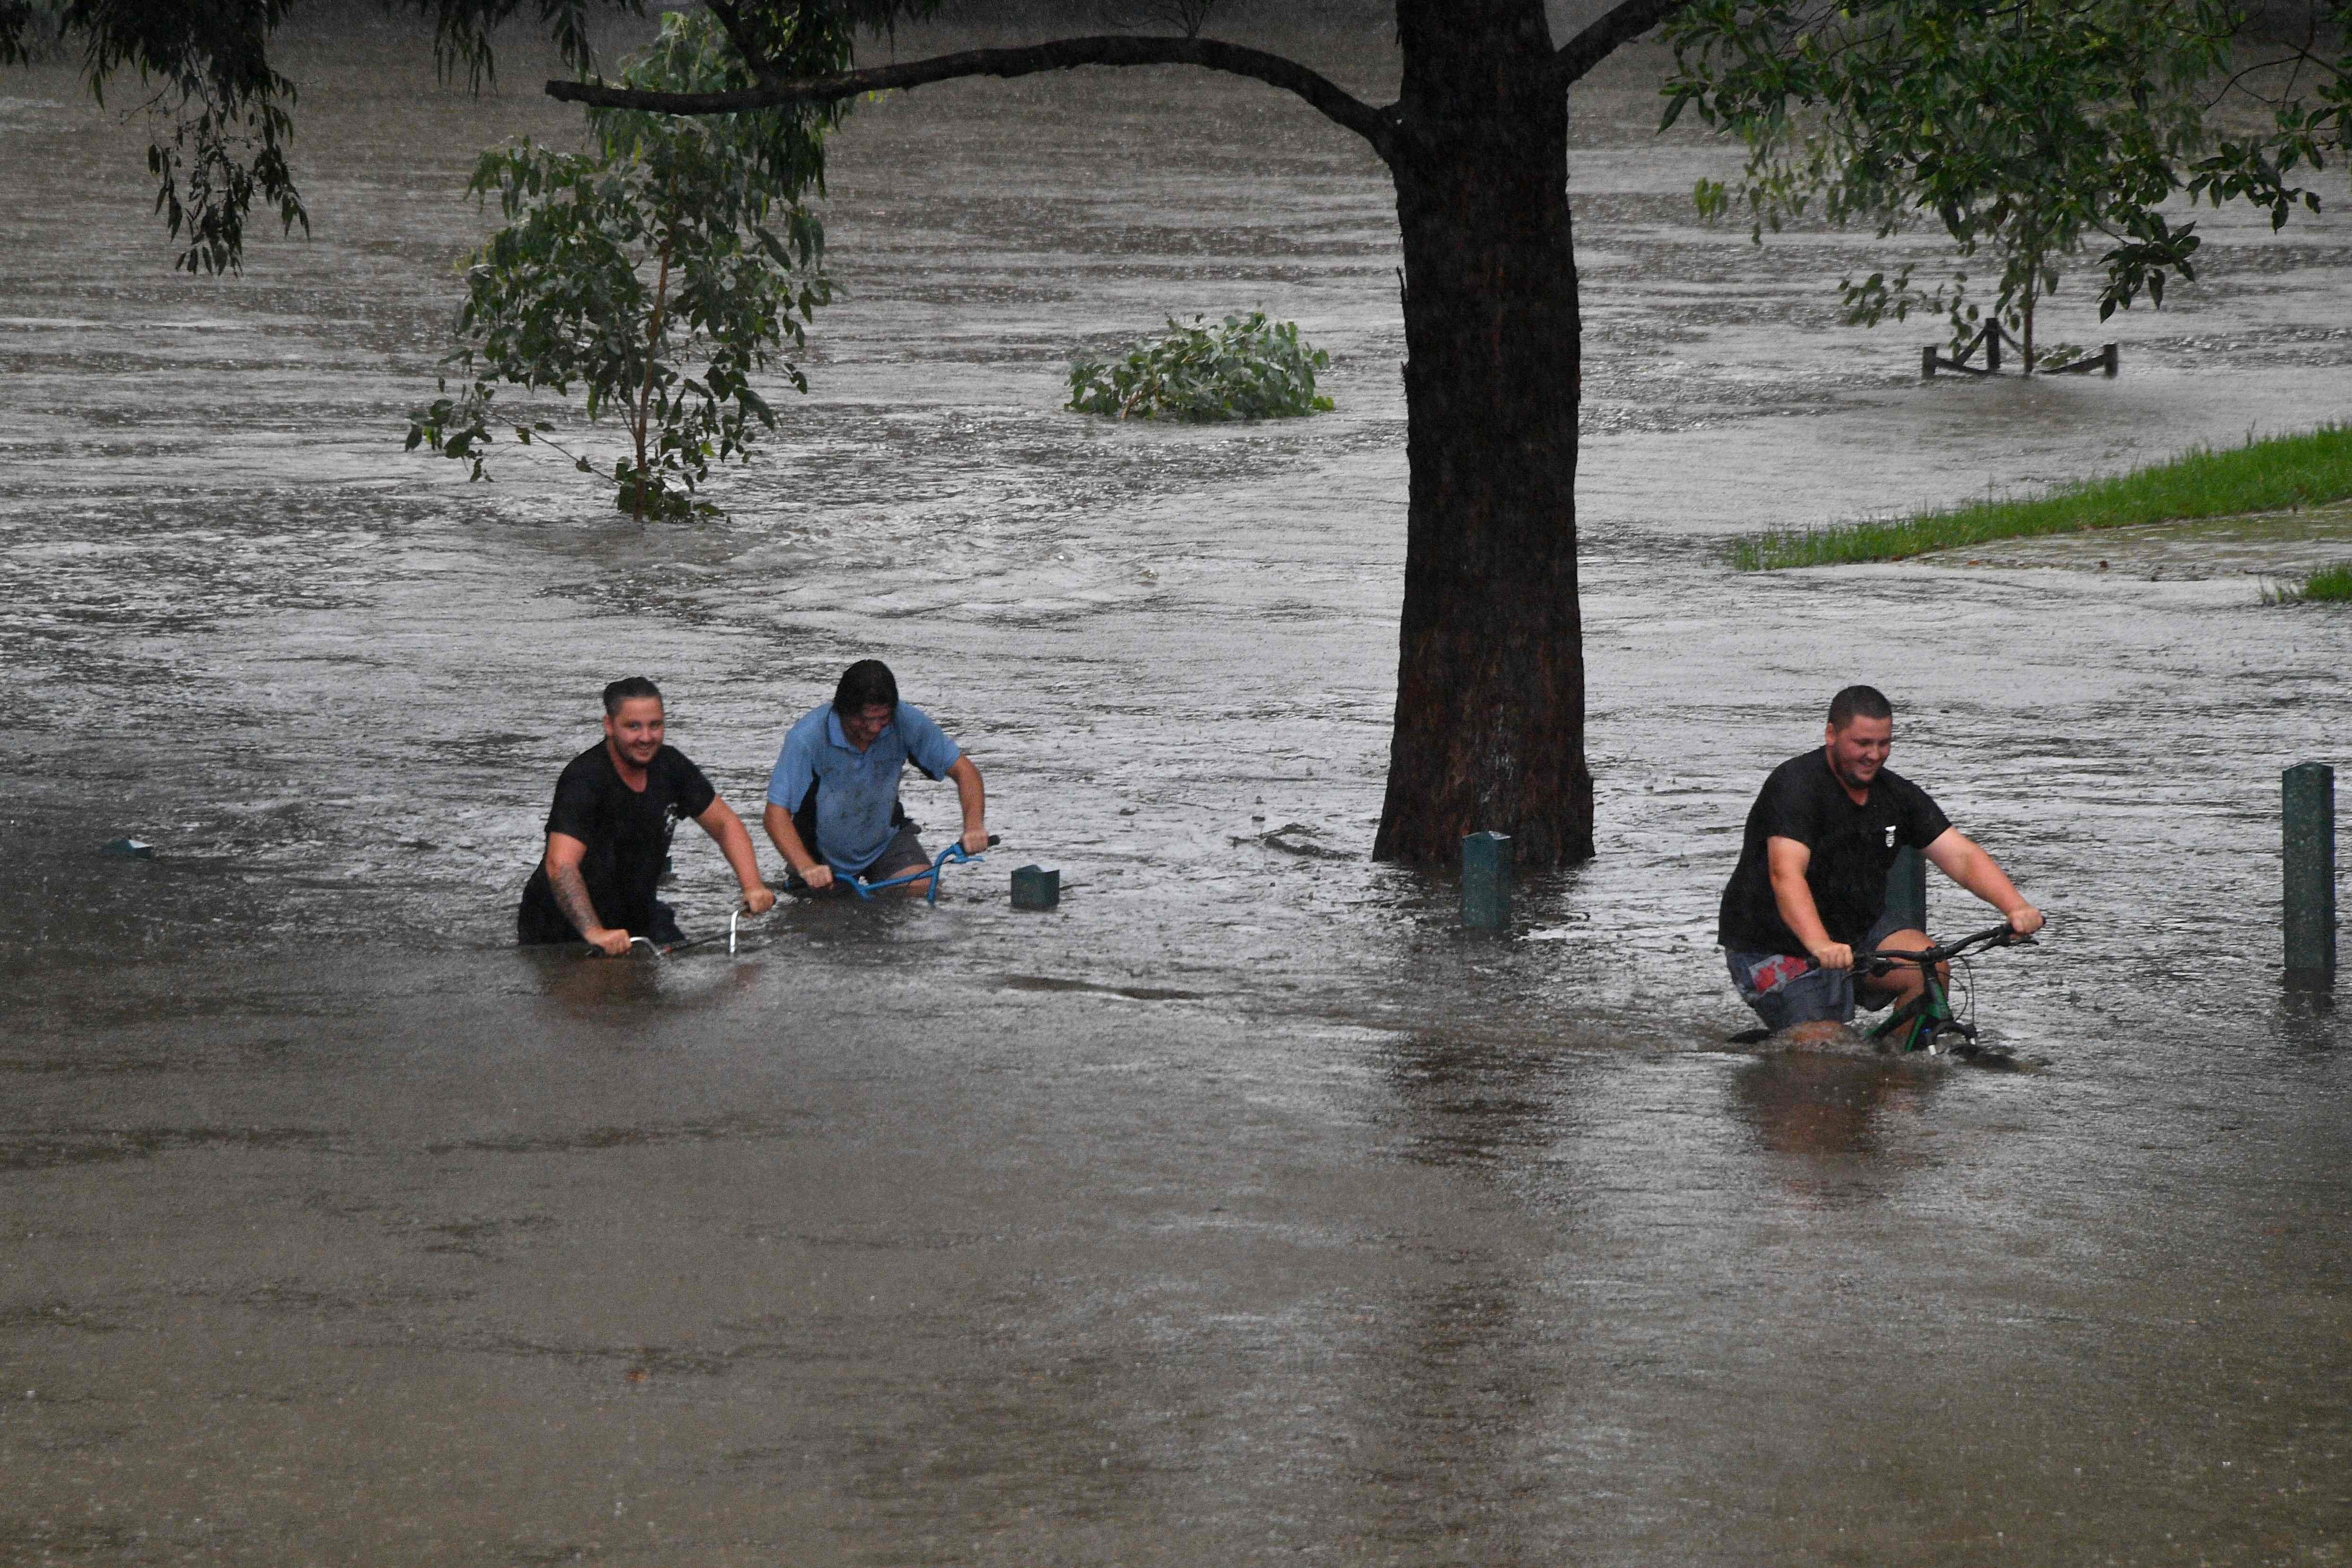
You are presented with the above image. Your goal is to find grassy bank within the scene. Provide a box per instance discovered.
[1732,423,2352,570]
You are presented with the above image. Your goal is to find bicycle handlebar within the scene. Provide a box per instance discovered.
[1854,922,2038,973]
[598,834,1008,956]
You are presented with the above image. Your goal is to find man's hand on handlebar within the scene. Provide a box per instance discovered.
[740,883,777,917]
[1808,940,1854,972]
[584,925,633,957]
[799,862,835,892]
[2004,906,2045,939]
[959,827,991,856]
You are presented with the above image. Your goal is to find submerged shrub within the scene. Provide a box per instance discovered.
[2267,561,2352,604]
[2306,562,2352,601]
[1068,312,1334,422]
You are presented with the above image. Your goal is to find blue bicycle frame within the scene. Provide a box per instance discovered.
[840,836,996,906]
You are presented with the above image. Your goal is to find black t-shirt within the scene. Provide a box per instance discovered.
[517,742,716,944]
[1717,749,1952,954]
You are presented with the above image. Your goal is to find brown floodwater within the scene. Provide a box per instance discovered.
[2,8,2348,1564]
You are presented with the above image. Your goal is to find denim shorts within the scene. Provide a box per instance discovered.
[1725,909,1910,1033]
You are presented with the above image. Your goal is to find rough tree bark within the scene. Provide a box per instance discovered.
[1375,0,1589,864]
[551,0,1689,867]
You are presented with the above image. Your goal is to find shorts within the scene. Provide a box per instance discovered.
[792,823,930,893]
[1724,908,1910,1033]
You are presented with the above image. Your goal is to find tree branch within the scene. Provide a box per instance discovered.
[2206,51,2325,109]
[547,34,1397,160]
[704,0,776,84]
[1556,0,1693,86]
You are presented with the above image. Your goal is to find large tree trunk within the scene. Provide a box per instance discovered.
[1373,0,1593,867]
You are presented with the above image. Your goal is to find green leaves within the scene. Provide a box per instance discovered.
[405,8,841,518]
[32,0,313,274]
[13,0,916,274]
[400,0,641,93]
[1067,312,1334,422]
[1664,0,2241,354]
[2188,12,2352,247]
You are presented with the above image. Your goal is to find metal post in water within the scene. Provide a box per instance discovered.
[1461,831,1511,931]
[2283,762,2336,982]
[1883,844,1927,932]
[1010,864,1060,911]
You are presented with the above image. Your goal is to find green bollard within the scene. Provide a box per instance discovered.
[1883,845,1927,931]
[2283,762,2336,981]
[1461,831,1511,931]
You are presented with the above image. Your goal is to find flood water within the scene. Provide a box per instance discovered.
[3,7,2350,1564]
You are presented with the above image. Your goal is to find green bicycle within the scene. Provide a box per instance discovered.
[1855,923,2039,1057]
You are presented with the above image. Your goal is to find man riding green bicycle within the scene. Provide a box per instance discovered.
[1718,685,2045,1042]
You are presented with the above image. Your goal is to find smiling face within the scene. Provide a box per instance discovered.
[602,696,666,771]
[839,702,894,752]
[1824,712,1893,793]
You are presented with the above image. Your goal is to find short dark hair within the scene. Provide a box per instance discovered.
[1827,684,1893,729]
[834,659,899,715]
[603,676,663,716]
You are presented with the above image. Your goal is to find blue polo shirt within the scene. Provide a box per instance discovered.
[765,702,962,875]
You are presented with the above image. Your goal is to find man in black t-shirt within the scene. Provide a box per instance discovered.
[1718,685,2043,1038]
[517,677,776,954]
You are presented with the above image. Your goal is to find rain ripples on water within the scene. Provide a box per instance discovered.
[3,10,2350,1563]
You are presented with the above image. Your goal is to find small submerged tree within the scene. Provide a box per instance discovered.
[1663,0,2240,370]
[405,8,845,518]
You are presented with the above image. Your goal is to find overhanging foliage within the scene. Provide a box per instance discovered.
[1662,0,2243,362]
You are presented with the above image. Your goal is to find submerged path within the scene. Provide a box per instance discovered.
[1,13,2348,1564]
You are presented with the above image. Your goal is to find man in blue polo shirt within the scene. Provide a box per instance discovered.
[762,659,990,896]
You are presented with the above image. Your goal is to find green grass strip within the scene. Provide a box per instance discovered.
[1732,423,2352,571]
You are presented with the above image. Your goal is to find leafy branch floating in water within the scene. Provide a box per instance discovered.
[1067,313,1334,423]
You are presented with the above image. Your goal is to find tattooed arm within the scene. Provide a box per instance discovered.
[544,832,630,956]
